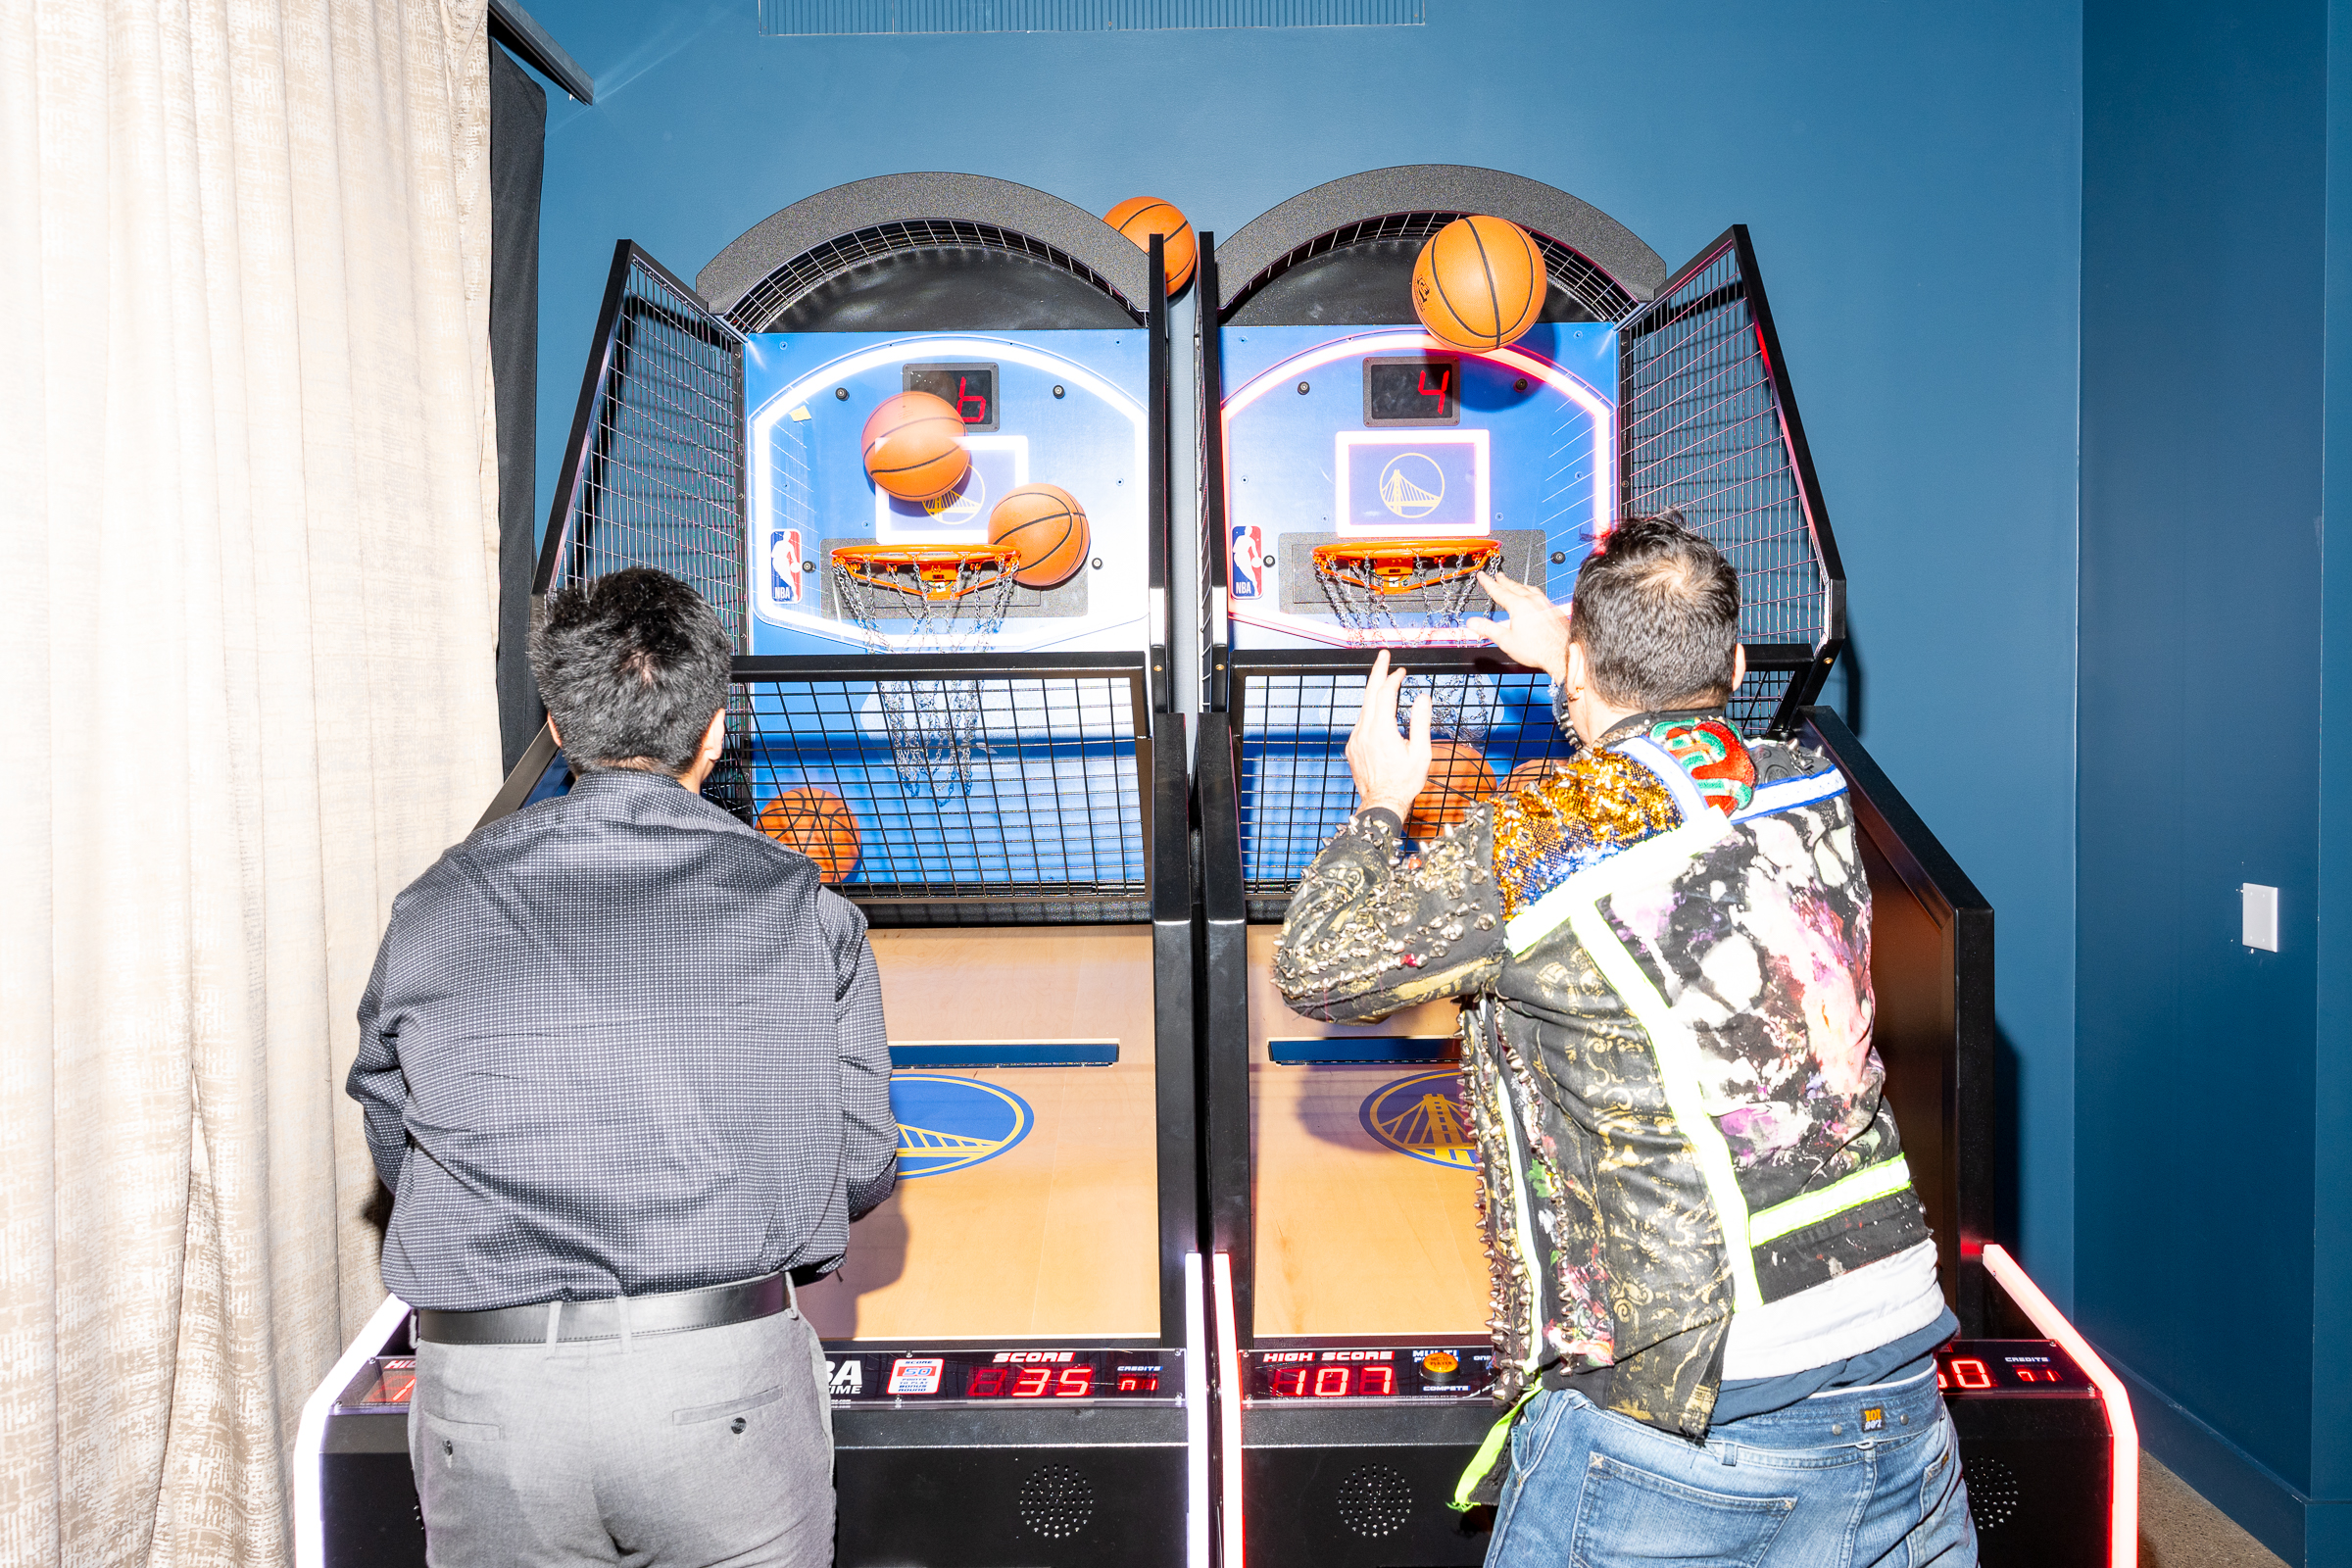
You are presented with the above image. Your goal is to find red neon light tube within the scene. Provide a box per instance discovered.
[1983,1245,2137,1568]
[1212,1253,1245,1568]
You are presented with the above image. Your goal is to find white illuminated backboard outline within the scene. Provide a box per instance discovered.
[1334,429,1491,537]
[1222,329,1613,647]
[748,335,1148,652]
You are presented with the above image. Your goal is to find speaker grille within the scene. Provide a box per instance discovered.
[1018,1464,1095,1540]
[1336,1464,1413,1539]
[1963,1454,2021,1530]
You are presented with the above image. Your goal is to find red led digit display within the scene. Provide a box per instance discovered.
[1312,1366,1351,1397]
[1054,1366,1094,1397]
[1011,1366,1053,1398]
[1270,1367,1308,1397]
[1116,1374,1159,1393]
[1360,1366,1395,1396]
[966,1366,1008,1396]
[1948,1358,1994,1391]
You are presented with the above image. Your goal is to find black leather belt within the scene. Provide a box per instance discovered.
[416,1272,791,1346]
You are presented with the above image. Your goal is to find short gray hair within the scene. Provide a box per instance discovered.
[530,568,730,773]
[1569,513,1741,709]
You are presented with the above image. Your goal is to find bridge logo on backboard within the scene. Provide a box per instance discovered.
[890,1072,1032,1178]
[1361,1071,1478,1169]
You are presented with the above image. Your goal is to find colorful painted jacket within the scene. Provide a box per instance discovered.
[1274,711,1943,1474]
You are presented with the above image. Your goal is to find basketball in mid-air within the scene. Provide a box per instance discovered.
[1405,740,1499,840]
[1106,197,1197,296]
[759,786,861,882]
[1412,215,1545,352]
[988,484,1091,588]
[861,391,969,501]
[1505,757,1571,793]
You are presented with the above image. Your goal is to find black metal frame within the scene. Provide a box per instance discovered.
[1800,708,1995,1334]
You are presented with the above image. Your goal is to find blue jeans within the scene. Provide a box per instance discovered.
[1488,1365,1975,1567]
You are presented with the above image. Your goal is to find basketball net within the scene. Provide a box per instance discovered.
[1311,539,1506,743]
[830,545,1020,795]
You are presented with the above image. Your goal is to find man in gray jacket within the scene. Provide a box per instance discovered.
[349,566,897,1567]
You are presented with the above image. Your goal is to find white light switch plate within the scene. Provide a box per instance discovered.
[2242,884,2279,952]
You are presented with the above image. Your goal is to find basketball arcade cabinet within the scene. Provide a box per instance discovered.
[301,175,1205,1568]
[1188,168,2132,1567]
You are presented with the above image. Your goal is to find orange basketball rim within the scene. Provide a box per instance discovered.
[1311,538,1503,596]
[830,544,1022,603]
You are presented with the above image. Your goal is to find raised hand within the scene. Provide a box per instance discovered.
[1465,570,1571,681]
[1347,650,1432,820]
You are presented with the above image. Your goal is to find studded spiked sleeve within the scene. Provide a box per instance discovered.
[1272,808,1507,1022]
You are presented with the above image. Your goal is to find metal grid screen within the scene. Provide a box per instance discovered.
[760,0,1422,33]
[545,251,746,645]
[726,673,1150,922]
[724,220,1130,332]
[1619,235,1824,651]
[1226,213,1641,327]
[1236,667,1567,908]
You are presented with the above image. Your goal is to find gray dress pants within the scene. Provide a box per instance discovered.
[410,1304,833,1567]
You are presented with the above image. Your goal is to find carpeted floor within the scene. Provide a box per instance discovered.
[2139,1452,2288,1567]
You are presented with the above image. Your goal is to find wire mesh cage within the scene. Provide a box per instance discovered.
[726,670,1152,923]
[723,220,1132,333]
[1223,212,1642,327]
[1618,229,1832,659]
[539,245,747,647]
[1234,663,1571,914]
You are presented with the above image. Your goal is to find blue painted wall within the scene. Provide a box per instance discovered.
[523,0,2086,1303]
[2079,2,2333,1559]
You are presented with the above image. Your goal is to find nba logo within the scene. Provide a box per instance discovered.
[771,528,804,604]
[1232,525,1265,599]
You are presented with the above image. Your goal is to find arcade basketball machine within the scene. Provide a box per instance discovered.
[1189,168,2135,1567]
[297,175,1210,1568]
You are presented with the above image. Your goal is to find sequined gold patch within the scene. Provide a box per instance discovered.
[1493,750,1683,918]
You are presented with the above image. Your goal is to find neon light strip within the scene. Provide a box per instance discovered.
[1185,1253,1209,1568]
[1211,1253,1245,1568]
[748,334,1148,650]
[291,1293,412,1568]
[1983,1245,2137,1568]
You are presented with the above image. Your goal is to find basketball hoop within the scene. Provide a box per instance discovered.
[830,544,1022,795]
[1312,538,1507,742]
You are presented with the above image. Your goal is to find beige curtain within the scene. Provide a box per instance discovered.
[1,1,502,1562]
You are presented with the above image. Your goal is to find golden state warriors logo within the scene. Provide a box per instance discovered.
[1360,1071,1478,1169]
[1378,453,1446,519]
[890,1073,1031,1178]
[922,465,987,526]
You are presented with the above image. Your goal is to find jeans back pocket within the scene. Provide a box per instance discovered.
[1570,1453,1795,1568]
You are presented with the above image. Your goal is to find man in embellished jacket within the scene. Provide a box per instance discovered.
[1275,516,1974,1565]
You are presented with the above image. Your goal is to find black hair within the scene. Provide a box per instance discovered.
[529,567,731,773]
[1569,512,1741,709]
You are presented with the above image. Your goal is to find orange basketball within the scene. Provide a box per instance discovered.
[1504,757,1571,793]
[1106,196,1197,296]
[1411,215,1545,352]
[759,786,860,882]
[988,483,1092,589]
[1405,740,1499,840]
[861,390,969,501]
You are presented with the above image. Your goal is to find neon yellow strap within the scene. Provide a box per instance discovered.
[1450,1386,1542,1511]
[1747,1156,1913,1247]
